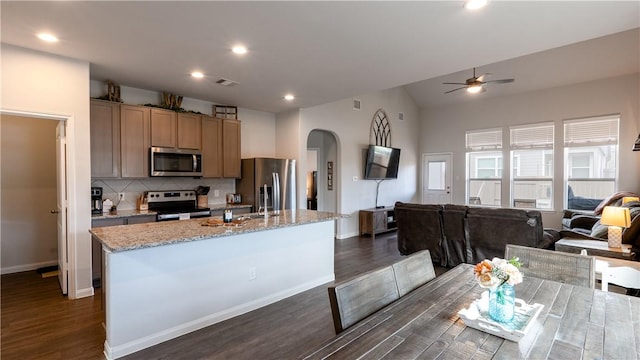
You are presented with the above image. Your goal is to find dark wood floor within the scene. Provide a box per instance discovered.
[1,233,445,360]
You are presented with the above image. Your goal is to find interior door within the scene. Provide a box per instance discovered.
[56,121,68,294]
[422,153,452,204]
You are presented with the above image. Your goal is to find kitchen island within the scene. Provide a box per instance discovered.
[90,209,337,359]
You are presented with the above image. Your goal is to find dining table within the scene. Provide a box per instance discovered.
[302,264,640,360]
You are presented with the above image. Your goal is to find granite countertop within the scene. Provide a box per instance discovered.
[209,203,252,210]
[92,209,157,220]
[91,203,252,220]
[90,209,339,253]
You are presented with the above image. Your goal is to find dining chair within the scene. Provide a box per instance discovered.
[505,244,596,288]
[601,266,640,292]
[392,250,436,296]
[327,266,399,334]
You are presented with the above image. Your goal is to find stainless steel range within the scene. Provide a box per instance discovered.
[146,190,211,221]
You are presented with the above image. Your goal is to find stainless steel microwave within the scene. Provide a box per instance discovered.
[150,147,202,177]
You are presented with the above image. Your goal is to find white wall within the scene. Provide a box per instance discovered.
[1,115,58,273]
[1,44,92,298]
[90,80,277,159]
[297,87,420,238]
[421,73,640,229]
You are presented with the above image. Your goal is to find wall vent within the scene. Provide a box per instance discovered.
[398,112,404,121]
[215,78,239,87]
[353,99,361,110]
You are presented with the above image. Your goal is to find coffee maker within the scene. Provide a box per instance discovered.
[91,187,103,215]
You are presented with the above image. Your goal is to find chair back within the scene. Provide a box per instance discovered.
[327,266,399,333]
[601,266,640,292]
[505,244,595,288]
[392,250,436,296]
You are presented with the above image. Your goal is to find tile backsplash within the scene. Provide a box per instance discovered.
[91,178,235,210]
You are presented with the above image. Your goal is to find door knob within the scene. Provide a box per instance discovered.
[51,209,60,214]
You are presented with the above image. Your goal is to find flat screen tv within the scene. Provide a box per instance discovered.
[364,145,401,180]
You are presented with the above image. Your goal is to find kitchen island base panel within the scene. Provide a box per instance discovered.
[103,220,334,360]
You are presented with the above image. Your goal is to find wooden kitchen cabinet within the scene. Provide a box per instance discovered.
[90,99,120,178]
[359,207,397,239]
[150,108,177,148]
[201,115,223,178]
[222,119,241,178]
[177,113,202,149]
[120,105,150,178]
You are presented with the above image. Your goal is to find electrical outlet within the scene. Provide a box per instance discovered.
[214,190,220,197]
[118,192,125,200]
[249,266,257,280]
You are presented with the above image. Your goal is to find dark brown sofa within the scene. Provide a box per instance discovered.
[395,202,560,267]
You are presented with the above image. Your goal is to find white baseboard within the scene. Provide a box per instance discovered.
[103,274,335,360]
[73,286,95,299]
[1,260,57,275]
[336,231,359,240]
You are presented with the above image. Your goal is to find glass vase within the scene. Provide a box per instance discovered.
[488,283,515,323]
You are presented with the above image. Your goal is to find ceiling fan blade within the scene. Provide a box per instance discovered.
[485,78,514,84]
[442,82,467,85]
[444,87,467,94]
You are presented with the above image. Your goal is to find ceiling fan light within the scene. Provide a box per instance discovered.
[464,0,487,10]
[467,85,483,94]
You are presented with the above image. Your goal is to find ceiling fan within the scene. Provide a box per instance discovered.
[443,68,514,94]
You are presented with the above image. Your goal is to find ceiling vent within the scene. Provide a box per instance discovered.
[215,78,239,87]
[353,99,361,110]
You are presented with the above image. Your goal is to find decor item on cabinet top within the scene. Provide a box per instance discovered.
[161,92,183,111]
[93,80,122,102]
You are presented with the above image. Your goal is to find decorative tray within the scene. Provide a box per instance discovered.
[457,291,544,342]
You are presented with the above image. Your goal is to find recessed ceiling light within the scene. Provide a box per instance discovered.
[284,94,295,101]
[36,33,59,42]
[191,71,204,79]
[464,0,487,10]
[232,45,247,55]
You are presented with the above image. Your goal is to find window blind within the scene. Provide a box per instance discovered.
[511,123,554,150]
[564,116,619,147]
[466,129,502,151]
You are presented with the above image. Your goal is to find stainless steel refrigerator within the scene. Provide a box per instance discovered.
[236,158,296,214]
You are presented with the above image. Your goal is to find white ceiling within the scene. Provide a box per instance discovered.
[1,1,639,114]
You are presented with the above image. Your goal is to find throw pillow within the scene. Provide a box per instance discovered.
[590,220,608,239]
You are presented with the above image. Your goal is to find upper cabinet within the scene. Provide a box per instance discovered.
[177,113,202,150]
[120,105,150,178]
[201,116,223,178]
[150,108,177,148]
[222,119,241,178]
[90,99,120,178]
[90,101,239,179]
[150,109,202,150]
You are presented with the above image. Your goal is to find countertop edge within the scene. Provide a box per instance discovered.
[90,210,338,253]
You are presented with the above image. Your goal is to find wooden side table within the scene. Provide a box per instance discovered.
[555,239,633,260]
[359,207,397,240]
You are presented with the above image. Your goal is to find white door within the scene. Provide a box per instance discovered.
[422,153,452,204]
[56,121,68,294]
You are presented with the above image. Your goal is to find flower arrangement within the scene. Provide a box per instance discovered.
[473,257,523,289]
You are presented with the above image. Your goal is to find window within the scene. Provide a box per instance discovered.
[564,116,619,209]
[510,123,554,209]
[466,129,502,206]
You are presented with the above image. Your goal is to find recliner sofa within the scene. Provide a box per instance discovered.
[395,202,560,267]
